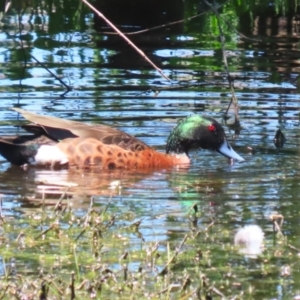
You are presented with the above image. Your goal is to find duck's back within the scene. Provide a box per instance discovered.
[14,108,150,152]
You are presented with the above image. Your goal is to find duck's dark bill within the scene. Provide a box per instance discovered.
[218,141,244,162]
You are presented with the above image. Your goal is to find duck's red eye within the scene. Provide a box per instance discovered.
[208,124,216,131]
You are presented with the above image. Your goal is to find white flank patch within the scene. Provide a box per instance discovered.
[34,145,69,166]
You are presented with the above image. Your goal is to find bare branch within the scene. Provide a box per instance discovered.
[81,0,172,82]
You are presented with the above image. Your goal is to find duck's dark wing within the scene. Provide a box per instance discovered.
[12,108,149,151]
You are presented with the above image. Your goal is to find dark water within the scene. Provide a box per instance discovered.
[1,0,300,297]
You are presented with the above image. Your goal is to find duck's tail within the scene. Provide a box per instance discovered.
[0,138,39,165]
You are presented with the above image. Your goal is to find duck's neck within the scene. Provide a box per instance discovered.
[169,152,190,165]
[158,151,190,167]
[143,149,190,168]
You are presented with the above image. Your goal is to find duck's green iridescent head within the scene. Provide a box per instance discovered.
[166,115,244,162]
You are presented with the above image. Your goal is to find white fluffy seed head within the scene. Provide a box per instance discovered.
[234,225,264,258]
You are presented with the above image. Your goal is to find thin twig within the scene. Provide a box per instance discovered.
[54,188,70,211]
[288,244,299,253]
[30,55,72,94]
[96,2,259,44]
[159,234,189,275]
[206,5,261,43]
[35,222,58,240]
[0,198,5,223]
[204,0,240,122]
[210,286,226,298]
[0,284,10,300]
[70,272,76,300]
[101,12,207,36]
[81,0,171,82]
[101,194,113,215]
[1,5,72,96]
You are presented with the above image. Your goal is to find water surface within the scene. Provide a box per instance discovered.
[1,1,300,298]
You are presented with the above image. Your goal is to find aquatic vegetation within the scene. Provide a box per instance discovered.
[0,198,297,299]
